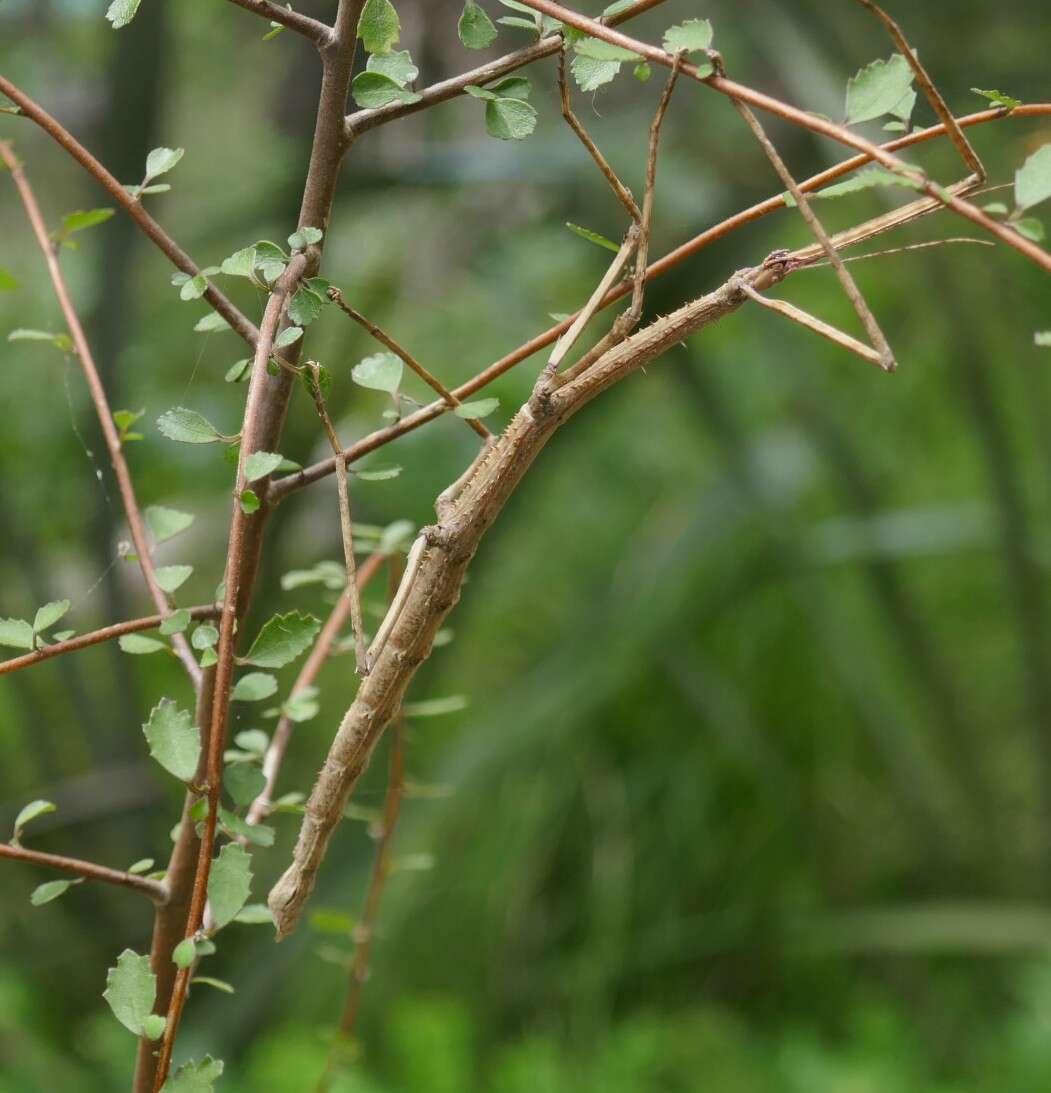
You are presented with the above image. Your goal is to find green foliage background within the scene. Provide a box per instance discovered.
[2,0,1051,1088]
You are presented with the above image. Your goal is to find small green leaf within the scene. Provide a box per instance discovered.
[574,37,638,61]
[160,1056,224,1093]
[570,54,621,92]
[662,18,713,54]
[128,858,155,875]
[972,87,1022,110]
[154,565,193,594]
[224,763,267,807]
[142,1014,167,1041]
[208,843,252,929]
[157,407,224,444]
[464,83,499,101]
[403,694,469,717]
[192,624,219,650]
[234,903,274,925]
[1015,144,1051,212]
[32,600,70,635]
[352,351,403,393]
[226,358,251,383]
[12,799,56,842]
[103,950,157,1037]
[355,463,402,481]
[633,62,651,82]
[351,71,423,109]
[253,241,289,282]
[113,408,145,432]
[52,630,75,642]
[366,49,418,85]
[160,609,192,636]
[105,0,142,28]
[194,312,232,334]
[1035,332,1051,347]
[8,329,73,352]
[145,506,194,544]
[358,0,400,53]
[287,226,323,251]
[31,878,80,906]
[244,451,285,482]
[282,687,320,722]
[199,647,218,668]
[845,54,914,126]
[57,208,115,242]
[459,0,497,49]
[287,286,325,327]
[144,147,184,183]
[235,729,270,755]
[119,634,167,655]
[498,15,538,31]
[220,246,258,279]
[219,807,275,847]
[273,326,303,349]
[566,222,620,252]
[0,618,35,651]
[143,698,201,782]
[232,672,278,702]
[172,938,197,969]
[240,488,261,514]
[484,97,537,141]
[0,268,18,292]
[786,166,921,205]
[242,611,321,669]
[487,75,531,99]
[454,397,499,419]
[1015,217,1046,242]
[982,202,1009,217]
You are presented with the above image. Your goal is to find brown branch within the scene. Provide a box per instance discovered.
[344,0,671,138]
[224,0,332,43]
[514,0,1051,273]
[316,718,405,1093]
[270,104,1051,501]
[0,842,167,903]
[0,604,220,676]
[854,0,984,182]
[306,363,370,674]
[0,141,203,688]
[245,553,386,829]
[0,78,259,348]
[327,288,491,440]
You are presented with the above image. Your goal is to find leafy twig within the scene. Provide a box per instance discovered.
[0,842,167,903]
[224,0,332,43]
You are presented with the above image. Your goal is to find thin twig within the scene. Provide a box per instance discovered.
[344,0,671,137]
[0,79,259,348]
[0,141,203,686]
[327,288,491,440]
[270,103,1051,501]
[224,0,332,43]
[245,553,386,829]
[854,0,984,182]
[729,97,896,370]
[316,717,405,1093]
[0,604,220,676]
[0,842,167,903]
[306,362,370,675]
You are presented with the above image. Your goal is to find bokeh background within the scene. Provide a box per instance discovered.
[2,0,1051,1089]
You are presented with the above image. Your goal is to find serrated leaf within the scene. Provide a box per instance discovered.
[366,49,418,85]
[403,694,469,717]
[888,86,916,124]
[570,54,621,92]
[145,506,194,544]
[32,600,70,634]
[351,71,422,109]
[0,618,35,650]
[454,397,499,419]
[30,879,79,906]
[243,611,320,669]
[566,222,620,252]
[459,0,497,49]
[172,938,197,969]
[1015,144,1051,212]
[154,565,193,594]
[143,699,201,782]
[662,18,713,54]
[244,451,285,482]
[105,0,141,28]
[972,87,1022,110]
[352,351,403,393]
[160,609,192,636]
[12,799,56,842]
[224,763,267,807]
[220,246,258,279]
[144,147,184,183]
[485,97,537,141]
[157,407,224,444]
[287,286,324,327]
[119,634,167,655]
[358,0,400,53]
[232,672,278,702]
[273,326,303,349]
[845,53,914,125]
[103,950,157,1036]
[208,843,252,929]
[160,1056,224,1093]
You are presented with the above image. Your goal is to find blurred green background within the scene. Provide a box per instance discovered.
[2,0,1051,1088]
